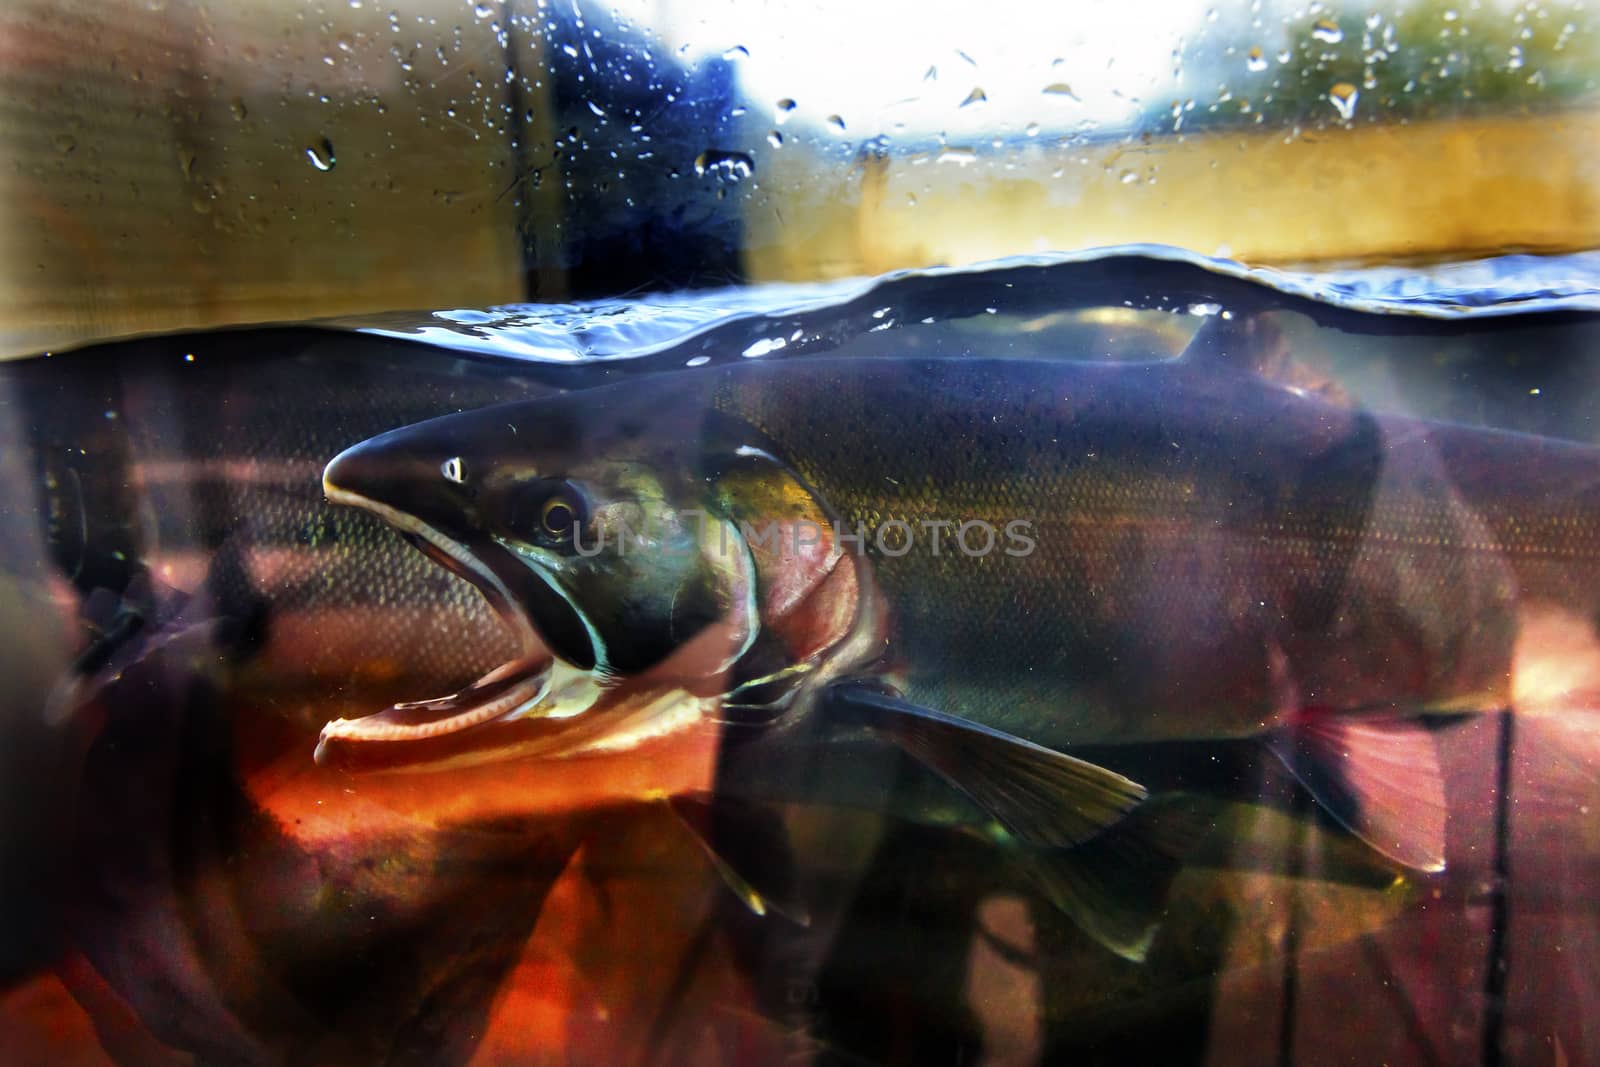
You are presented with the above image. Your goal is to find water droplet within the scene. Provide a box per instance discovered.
[924,65,938,82]
[960,86,987,108]
[1041,82,1078,101]
[305,137,336,171]
[473,3,495,19]
[53,133,77,155]
[686,355,711,367]
[1245,46,1267,72]
[1024,122,1040,137]
[229,97,248,122]
[767,130,783,148]
[1312,18,1343,44]
[694,148,754,181]
[937,146,977,165]
[721,45,748,60]
[587,100,606,117]
[826,114,846,134]
[1328,82,1359,120]
[1119,169,1139,184]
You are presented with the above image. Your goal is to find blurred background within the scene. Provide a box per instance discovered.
[2,0,1597,358]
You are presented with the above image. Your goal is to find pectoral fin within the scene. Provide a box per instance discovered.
[1269,711,1448,873]
[823,681,1147,848]
[1015,819,1180,963]
[667,795,811,927]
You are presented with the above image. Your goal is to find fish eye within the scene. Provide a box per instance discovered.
[540,495,578,540]
[499,478,590,549]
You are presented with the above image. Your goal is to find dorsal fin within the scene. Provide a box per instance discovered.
[1178,311,1282,374]
[1179,312,1352,405]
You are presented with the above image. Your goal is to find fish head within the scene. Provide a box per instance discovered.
[315,379,870,770]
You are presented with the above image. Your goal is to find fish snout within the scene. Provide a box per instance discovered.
[321,422,479,537]
[322,431,431,511]
[322,438,379,504]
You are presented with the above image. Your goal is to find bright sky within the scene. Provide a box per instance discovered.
[614,0,1206,137]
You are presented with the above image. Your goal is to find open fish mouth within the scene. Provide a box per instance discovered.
[314,482,572,766]
[315,653,556,760]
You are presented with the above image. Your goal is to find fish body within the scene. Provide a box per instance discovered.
[324,353,1600,738]
[315,349,1600,950]
[707,356,1563,744]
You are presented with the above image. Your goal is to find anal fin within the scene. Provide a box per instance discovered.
[824,681,1147,848]
[1268,710,1447,873]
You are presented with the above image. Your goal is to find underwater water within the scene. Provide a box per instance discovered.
[4,248,1600,1066]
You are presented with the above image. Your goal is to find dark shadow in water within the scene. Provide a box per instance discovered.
[809,824,990,1067]
[63,623,589,1064]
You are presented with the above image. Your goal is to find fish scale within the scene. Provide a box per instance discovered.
[711,356,1600,743]
[11,336,543,705]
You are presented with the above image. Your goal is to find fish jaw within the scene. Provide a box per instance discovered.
[316,655,553,760]
[314,670,721,774]
[315,446,600,765]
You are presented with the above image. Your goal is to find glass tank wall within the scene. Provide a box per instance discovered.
[2,3,1599,1067]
